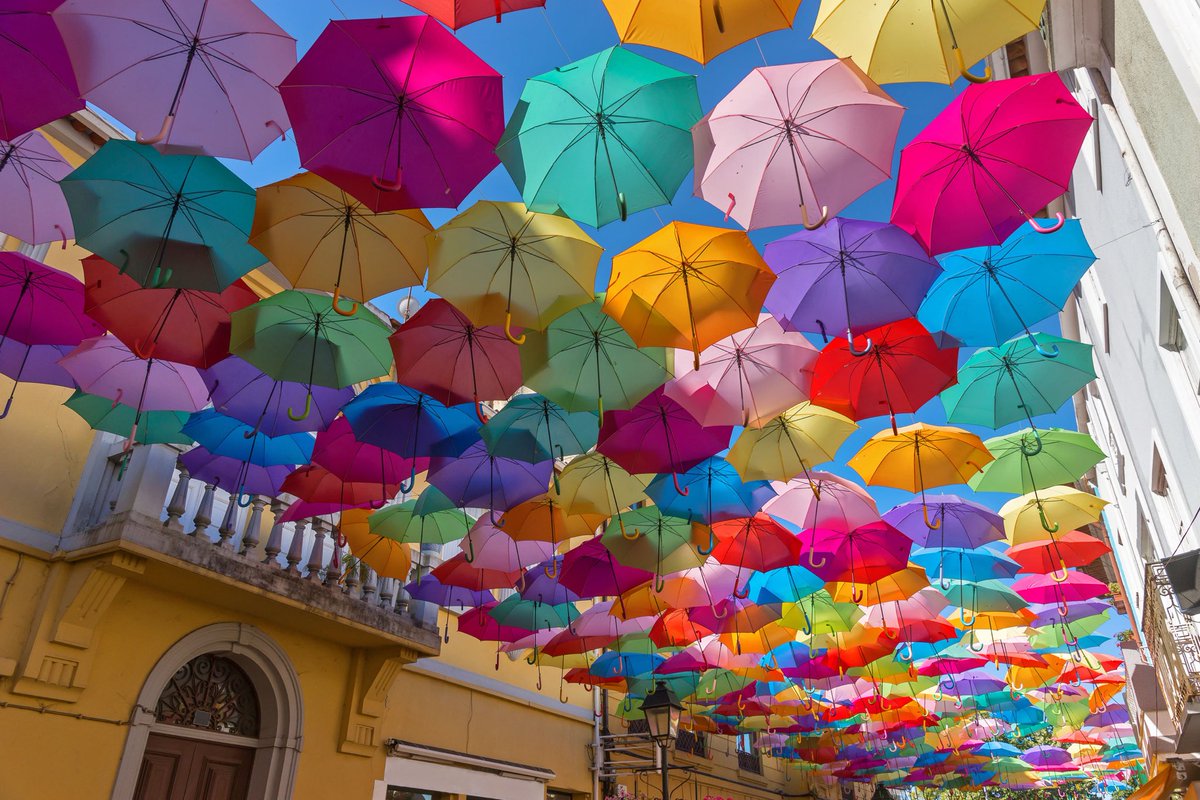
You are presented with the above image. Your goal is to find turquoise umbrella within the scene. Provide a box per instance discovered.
[968,429,1106,494]
[480,394,598,466]
[496,46,701,227]
[60,140,264,291]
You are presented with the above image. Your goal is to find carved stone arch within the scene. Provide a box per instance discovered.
[111,622,303,800]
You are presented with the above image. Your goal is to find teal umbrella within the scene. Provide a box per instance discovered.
[497,46,701,227]
[940,333,1096,429]
[968,428,1106,494]
[480,393,598,466]
[63,390,192,445]
[488,593,578,632]
[60,140,264,291]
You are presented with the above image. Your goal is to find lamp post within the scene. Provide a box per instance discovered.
[641,680,682,800]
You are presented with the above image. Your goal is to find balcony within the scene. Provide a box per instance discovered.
[1140,562,1200,753]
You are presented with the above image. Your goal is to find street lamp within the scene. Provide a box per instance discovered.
[641,681,682,800]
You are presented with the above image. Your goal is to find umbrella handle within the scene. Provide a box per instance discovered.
[544,558,558,580]
[953,48,992,83]
[959,605,976,627]
[53,224,67,250]
[526,650,537,665]
[136,114,175,145]
[265,119,287,141]
[117,249,131,275]
[846,331,873,358]
[883,627,898,640]
[131,338,157,360]
[287,392,312,421]
[807,480,821,501]
[495,0,502,21]
[474,397,488,425]
[1020,429,1044,456]
[372,172,403,192]
[112,388,124,409]
[1009,686,1019,701]
[370,497,386,509]
[400,470,416,495]
[331,286,359,317]
[1050,558,1071,583]
[800,204,828,231]
[815,319,829,344]
[559,683,569,704]
[806,550,827,569]
[124,422,138,452]
[1027,212,1066,235]
[654,572,665,592]
[711,600,728,619]
[732,580,750,599]
[236,488,254,508]
[968,637,985,653]
[1038,505,1060,533]
[503,312,526,345]
[619,519,640,541]
[0,394,12,420]
[897,641,913,662]
[1058,598,1070,616]
[1064,630,1079,646]
[697,527,715,555]
[724,193,736,221]
[1029,331,1061,358]
[149,266,173,288]
[617,192,627,222]
[922,503,942,530]
[939,575,953,591]
[850,585,864,603]
[463,533,476,563]
[671,472,690,496]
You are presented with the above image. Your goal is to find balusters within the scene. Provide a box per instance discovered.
[306,519,327,581]
[163,457,190,533]
[240,496,266,557]
[326,541,343,587]
[216,500,238,549]
[263,499,287,567]
[285,518,308,575]
[362,565,378,604]
[379,576,395,612]
[190,482,216,540]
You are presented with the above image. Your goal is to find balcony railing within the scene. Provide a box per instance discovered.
[736,749,762,774]
[1141,562,1200,732]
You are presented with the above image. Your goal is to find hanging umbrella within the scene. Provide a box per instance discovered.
[183,408,314,487]
[0,339,74,394]
[938,579,1028,624]
[480,394,598,464]
[404,573,491,609]
[61,140,265,290]
[520,296,671,416]
[600,0,801,64]
[941,335,1096,428]
[811,0,1044,85]
[919,221,1096,349]
[370,495,473,547]
[745,564,824,605]
[202,356,353,437]
[461,518,555,572]
[969,429,1105,494]
[0,130,74,245]
[280,464,396,510]
[390,298,523,411]
[600,507,707,578]
[797,522,913,593]
[498,494,603,559]
[911,547,1021,585]
[341,382,479,465]
[280,15,503,211]
[726,402,857,482]
[64,390,192,445]
[605,221,775,370]
[644,456,776,528]
[426,440,552,517]
[338,507,412,580]
[433,556,522,592]
[664,314,818,428]
[82,255,258,368]
[694,61,902,230]
[764,471,881,532]
[407,0,546,28]
[180,446,293,497]
[310,417,424,501]
[250,171,431,313]
[710,514,804,579]
[891,74,1093,256]
[810,318,958,431]
[0,252,103,348]
[558,534,654,600]
[883,496,1005,549]
[1012,573,1109,614]
[554,452,651,519]
[1008,531,1111,579]
[497,47,701,227]
[0,1,81,140]
[764,219,940,347]
[55,0,295,160]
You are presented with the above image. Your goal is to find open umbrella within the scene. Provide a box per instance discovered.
[1008,531,1110,580]
[601,0,801,64]
[180,446,293,498]
[280,15,503,211]
[600,507,707,579]
[480,394,598,465]
[1001,487,1108,545]
[426,440,551,518]
[0,251,103,348]
[644,457,776,529]
[694,61,902,230]
[765,471,880,532]
[497,47,701,227]
[64,390,192,446]
[883,496,1005,549]
[558,534,654,600]
[338,507,412,580]
[406,0,545,28]
[202,356,352,437]
[0,1,81,140]
[554,452,650,519]
[311,417,424,498]
[969,429,1105,494]
[370,494,473,549]
[183,409,313,466]
[0,130,74,245]
[726,402,857,483]
[341,382,478,466]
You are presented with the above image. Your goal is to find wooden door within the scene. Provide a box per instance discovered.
[134,733,254,800]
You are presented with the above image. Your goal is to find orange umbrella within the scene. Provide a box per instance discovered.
[498,494,604,576]
[339,507,414,579]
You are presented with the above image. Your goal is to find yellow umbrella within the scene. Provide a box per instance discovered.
[555,452,650,518]
[726,401,857,482]
[601,0,802,64]
[604,221,775,370]
[829,564,929,605]
[427,200,601,343]
[250,172,431,315]
[812,0,1045,85]
[1001,486,1108,544]
[339,507,414,580]
[848,422,993,527]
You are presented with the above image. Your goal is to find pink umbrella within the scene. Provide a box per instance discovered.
[0,1,81,140]
[890,73,1093,255]
[462,517,555,572]
[55,0,296,160]
[280,15,504,211]
[311,417,427,493]
[664,313,818,428]
[693,59,903,231]
[1012,572,1109,614]
[0,131,73,245]
[764,471,880,532]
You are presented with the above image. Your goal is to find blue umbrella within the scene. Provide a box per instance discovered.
[911,546,1022,586]
[746,565,825,605]
[591,650,665,679]
[183,409,314,465]
[341,383,479,477]
[918,219,1095,352]
[644,457,775,552]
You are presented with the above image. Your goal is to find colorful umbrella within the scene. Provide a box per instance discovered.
[969,429,1105,494]
[600,507,707,578]
[1008,531,1110,579]
[338,507,413,580]
[370,496,473,547]
[341,383,478,464]
[0,130,74,245]
[726,402,857,483]
[0,1,81,140]
[883,496,1005,549]
[426,440,551,517]
[497,47,701,227]
[480,394,598,465]
[280,15,503,211]
[1001,487,1108,544]
[180,447,293,498]
[797,522,913,592]
[554,452,650,520]
[461,518,555,572]
[644,457,776,528]
[765,471,881,532]
[64,389,192,445]
[202,356,352,437]
[601,0,801,64]
[0,339,75,401]
[405,0,545,28]
[279,464,395,510]
[59,335,209,415]
[183,409,313,466]
[311,417,423,494]
[0,252,103,350]
[558,534,654,600]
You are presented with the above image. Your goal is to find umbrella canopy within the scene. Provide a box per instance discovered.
[605,221,776,369]
[1001,487,1109,545]
[370,496,473,547]
[0,130,74,245]
[0,1,81,140]
[644,457,776,525]
[55,0,296,160]
[969,429,1106,494]
[183,409,314,466]
[0,339,75,394]
[0,252,103,348]
[461,518,555,572]
[1008,531,1110,576]
[497,47,701,227]
[59,335,209,413]
[64,390,192,446]
[339,507,413,580]
[694,61,902,230]
[427,201,600,341]
[407,0,545,28]
[311,417,424,488]
[726,402,857,482]
[798,522,913,587]
[883,496,1005,549]
[849,424,993,493]
[280,464,396,509]
[180,447,293,497]
[891,74,1093,256]
[558,534,655,600]
[341,382,478,460]
[202,356,353,437]
[426,440,552,515]
[765,471,881,532]
[250,171,431,311]
[601,0,801,64]
[280,15,503,211]
[596,387,733,478]
[600,507,707,574]
[61,140,264,291]
[554,452,650,521]
[480,394,598,464]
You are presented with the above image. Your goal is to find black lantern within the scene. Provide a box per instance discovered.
[641,680,682,748]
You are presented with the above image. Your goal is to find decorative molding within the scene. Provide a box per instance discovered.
[339,645,423,757]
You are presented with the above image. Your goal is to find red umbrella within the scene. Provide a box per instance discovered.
[280,464,401,508]
[390,298,523,413]
[431,553,521,591]
[406,0,546,28]
[649,608,714,648]
[1007,530,1111,578]
[709,514,803,587]
[810,318,957,432]
[82,255,258,368]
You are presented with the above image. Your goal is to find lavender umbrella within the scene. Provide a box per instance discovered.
[405,574,492,609]
[180,446,293,497]
[882,495,1005,549]
[426,441,551,519]
[203,356,352,437]
[58,336,209,413]
[517,557,581,605]
[0,131,74,245]
[0,337,73,386]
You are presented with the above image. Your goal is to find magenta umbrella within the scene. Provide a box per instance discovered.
[1011,572,1109,615]
[558,534,654,601]
[55,0,296,160]
[693,59,903,231]
[311,417,428,505]
[280,15,504,212]
[0,131,74,245]
[664,313,817,428]
[890,73,1093,255]
[0,252,103,348]
[0,1,81,140]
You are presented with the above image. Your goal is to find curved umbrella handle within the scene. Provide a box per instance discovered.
[724,193,736,221]
[0,394,13,421]
[265,119,287,141]
[847,330,873,358]
[697,527,715,555]
[370,496,387,509]
[236,488,254,508]
[850,585,864,603]
[149,266,173,288]
[1058,598,1071,616]
[959,605,976,627]
[800,619,812,636]
[619,517,640,541]
[287,391,312,421]
[953,48,992,83]
[711,600,728,619]
[53,224,67,250]
[463,533,476,564]
[1027,212,1066,235]
[968,637,985,653]
[136,114,175,145]
[117,249,131,275]
[503,311,526,345]
[897,641,913,662]
[544,558,559,580]
[372,172,403,192]
[807,549,828,570]
[1009,686,1019,701]
[242,424,259,440]
[923,503,942,530]
[800,204,828,231]
[1020,429,1044,456]
[400,466,416,495]
[112,388,124,409]
[815,319,829,344]
[939,575,953,591]
[1050,558,1071,583]
[1030,332,1061,358]
[731,580,750,600]
[331,286,359,317]
[559,683,570,704]
[671,472,690,496]
[1038,504,1060,533]
[617,192,628,222]
[131,338,157,360]
[654,572,666,593]
[883,627,898,640]
[474,396,488,425]
[1064,630,1079,646]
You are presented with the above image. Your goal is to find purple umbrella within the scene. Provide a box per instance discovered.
[558,535,654,600]
[203,356,353,437]
[764,218,940,351]
[882,495,1005,549]
[0,1,82,140]
[0,337,74,418]
[1022,746,1072,767]
[517,557,580,604]
[1084,707,1130,727]
[1028,600,1111,626]
[180,446,293,497]
[55,0,296,160]
[0,130,73,245]
[940,672,1007,696]
[405,574,493,609]
[426,441,551,519]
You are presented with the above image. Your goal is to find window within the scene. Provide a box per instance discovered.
[1101,301,1110,353]
[675,729,707,757]
[155,653,260,736]
[1108,431,1125,495]
[1137,498,1159,560]
[735,734,761,773]
[1152,446,1170,497]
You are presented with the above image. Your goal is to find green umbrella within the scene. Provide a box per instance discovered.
[687,668,754,702]
[480,393,598,466]
[938,579,1027,623]
[1028,613,1108,649]
[600,506,699,577]
[369,497,473,546]
[968,428,1105,494]
[778,590,862,635]
[488,594,577,631]
[229,290,393,420]
[940,333,1096,429]
[64,390,193,445]
[497,46,702,227]
[521,296,672,416]
[60,140,264,291]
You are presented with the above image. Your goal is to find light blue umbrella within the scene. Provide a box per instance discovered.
[911,546,1022,586]
[643,456,775,552]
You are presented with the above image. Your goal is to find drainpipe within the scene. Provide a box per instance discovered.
[594,689,603,800]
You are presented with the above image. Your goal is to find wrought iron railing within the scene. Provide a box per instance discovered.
[676,729,707,757]
[736,749,762,773]
[1141,562,1200,728]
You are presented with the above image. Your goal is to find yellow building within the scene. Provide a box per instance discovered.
[0,113,847,800]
